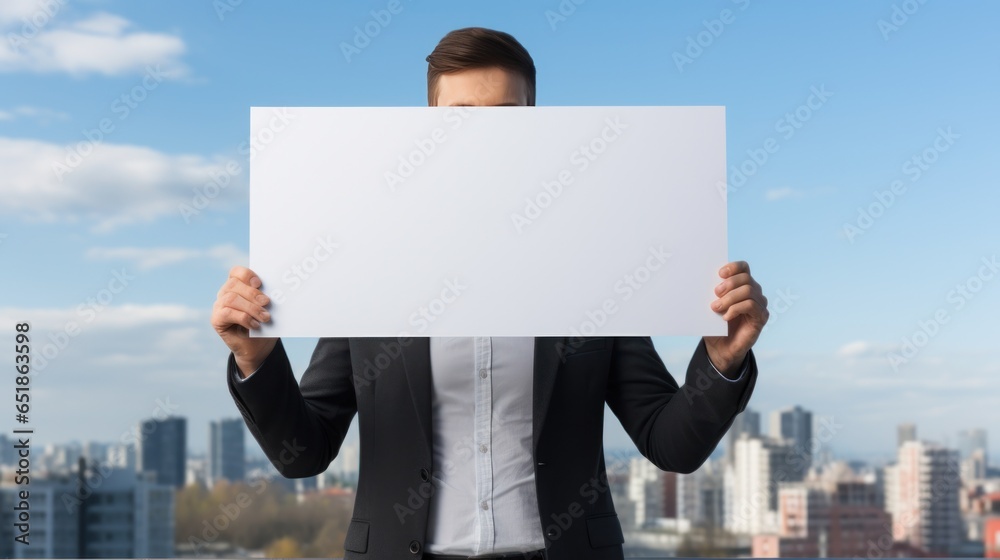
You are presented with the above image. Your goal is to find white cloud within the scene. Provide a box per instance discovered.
[86,244,248,271]
[837,340,871,357]
[0,105,69,123]
[764,187,803,201]
[0,303,203,332]
[0,136,246,231]
[0,302,237,454]
[0,7,187,77]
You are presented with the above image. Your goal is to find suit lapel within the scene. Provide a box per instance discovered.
[532,337,564,454]
[400,337,433,452]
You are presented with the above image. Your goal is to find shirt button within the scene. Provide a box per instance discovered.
[481,500,489,511]
[479,369,487,378]
[479,444,488,453]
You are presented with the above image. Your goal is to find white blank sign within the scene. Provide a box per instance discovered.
[249,106,727,337]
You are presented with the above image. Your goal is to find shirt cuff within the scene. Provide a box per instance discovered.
[231,354,264,383]
[708,352,750,383]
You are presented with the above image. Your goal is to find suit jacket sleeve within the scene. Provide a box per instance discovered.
[605,337,757,474]
[226,337,357,478]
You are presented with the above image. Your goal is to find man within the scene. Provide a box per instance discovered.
[212,27,768,560]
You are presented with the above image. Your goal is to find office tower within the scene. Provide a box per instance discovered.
[726,408,760,466]
[957,429,988,459]
[769,406,813,471]
[106,443,136,470]
[208,418,245,487]
[677,459,725,528]
[897,423,917,448]
[753,480,891,558]
[0,460,173,558]
[886,440,961,555]
[136,416,187,488]
[726,435,799,535]
[628,457,666,528]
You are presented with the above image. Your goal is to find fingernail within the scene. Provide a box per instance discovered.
[256,294,269,305]
[250,319,261,329]
[250,277,262,288]
[261,311,270,321]
[712,300,721,310]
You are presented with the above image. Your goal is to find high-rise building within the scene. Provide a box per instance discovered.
[137,416,186,488]
[627,457,666,528]
[770,406,813,472]
[957,429,988,459]
[677,459,725,528]
[726,435,800,535]
[726,408,760,466]
[208,418,245,487]
[105,443,136,470]
[753,481,892,558]
[885,440,962,555]
[897,423,917,448]
[0,460,173,558]
[986,517,1000,558]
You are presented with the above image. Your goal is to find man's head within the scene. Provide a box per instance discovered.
[425,27,536,107]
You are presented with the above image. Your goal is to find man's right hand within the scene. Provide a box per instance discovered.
[211,266,277,378]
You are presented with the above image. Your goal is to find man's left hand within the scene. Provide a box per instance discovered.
[704,260,768,376]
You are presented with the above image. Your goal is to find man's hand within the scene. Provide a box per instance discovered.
[704,260,768,376]
[210,266,277,378]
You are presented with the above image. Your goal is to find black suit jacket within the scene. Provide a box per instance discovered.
[226,336,757,559]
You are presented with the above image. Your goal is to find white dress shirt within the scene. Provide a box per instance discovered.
[425,336,546,554]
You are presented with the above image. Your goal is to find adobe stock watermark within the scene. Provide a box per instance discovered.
[542,448,633,542]
[886,254,997,371]
[51,65,168,182]
[842,127,958,243]
[760,287,798,332]
[511,116,628,234]
[673,0,751,72]
[728,416,844,528]
[5,0,65,52]
[877,0,930,41]
[558,245,670,361]
[718,85,834,199]
[179,108,295,222]
[340,0,409,63]
[213,0,245,21]
[61,396,180,512]
[384,72,504,193]
[261,234,340,305]
[33,268,136,372]
[186,447,310,553]
[544,0,587,31]
[401,277,467,334]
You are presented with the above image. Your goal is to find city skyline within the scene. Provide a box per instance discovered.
[0,0,997,469]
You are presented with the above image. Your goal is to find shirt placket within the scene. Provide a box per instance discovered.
[473,336,495,553]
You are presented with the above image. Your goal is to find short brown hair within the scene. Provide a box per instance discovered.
[425,27,536,106]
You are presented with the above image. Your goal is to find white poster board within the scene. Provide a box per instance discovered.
[249,106,727,337]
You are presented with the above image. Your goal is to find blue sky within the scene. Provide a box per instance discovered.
[0,0,997,464]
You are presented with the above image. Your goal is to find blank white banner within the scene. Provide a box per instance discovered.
[249,106,727,337]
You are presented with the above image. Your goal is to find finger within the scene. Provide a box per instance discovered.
[218,276,270,306]
[219,291,270,324]
[217,304,262,331]
[714,272,760,297]
[722,299,768,323]
[720,261,750,279]
[712,284,754,313]
[229,265,262,289]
